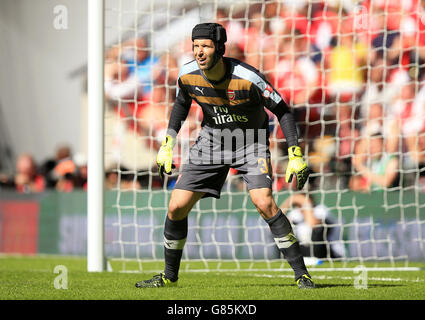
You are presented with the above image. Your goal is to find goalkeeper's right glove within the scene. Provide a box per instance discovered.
[157,135,176,180]
[285,146,310,190]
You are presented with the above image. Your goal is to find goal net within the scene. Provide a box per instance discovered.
[101,0,425,272]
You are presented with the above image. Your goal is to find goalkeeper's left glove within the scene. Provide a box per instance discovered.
[286,146,310,190]
[157,135,176,180]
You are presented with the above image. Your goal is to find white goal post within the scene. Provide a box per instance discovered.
[86,0,425,273]
[87,0,105,272]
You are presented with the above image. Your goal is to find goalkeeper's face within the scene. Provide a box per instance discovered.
[193,39,216,70]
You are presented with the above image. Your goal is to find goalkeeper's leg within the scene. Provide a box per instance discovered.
[249,188,315,289]
[135,189,205,288]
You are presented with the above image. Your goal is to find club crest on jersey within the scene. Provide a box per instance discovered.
[227,89,235,101]
[263,85,273,99]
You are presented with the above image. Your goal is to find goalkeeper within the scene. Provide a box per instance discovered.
[136,23,314,289]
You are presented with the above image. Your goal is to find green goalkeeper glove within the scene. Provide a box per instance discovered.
[157,135,176,180]
[286,146,310,190]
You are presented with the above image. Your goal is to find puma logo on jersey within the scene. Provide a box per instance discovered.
[195,87,205,95]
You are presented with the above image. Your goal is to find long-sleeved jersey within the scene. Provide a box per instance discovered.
[167,57,298,147]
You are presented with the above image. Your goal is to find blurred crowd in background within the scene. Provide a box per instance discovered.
[0,144,87,193]
[1,0,425,194]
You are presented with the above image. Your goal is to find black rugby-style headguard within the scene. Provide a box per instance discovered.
[192,23,227,70]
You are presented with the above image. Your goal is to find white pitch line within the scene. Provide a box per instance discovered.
[252,273,425,283]
[119,267,422,274]
[172,267,423,273]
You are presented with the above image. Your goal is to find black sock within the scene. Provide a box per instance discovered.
[265,209,309,280]
[163,215,188,282]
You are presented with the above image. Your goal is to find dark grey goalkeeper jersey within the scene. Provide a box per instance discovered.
[166,57,300,199]
[167,57,298,147]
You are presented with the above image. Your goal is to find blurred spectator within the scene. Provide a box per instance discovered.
[105,37,156,99]
[137,52,179,140]
[359,57,399,129]
[103,36,169,178]
[358,102,399,156]
[38,144,72,189]
[104,61,140,101]
[72,153,87,190]
[215,6,247,63]
[39,158,57,189]
[320,13,367,188]
[280,193,344,259]
[404,81,425,138]
[266,5,324,143]
[215,7,245,51]
[390,74,425,139]
[104,36,159,136]
[55,174,74,192]
[325,15,368,103]
[14,153,45,193]
[53,145,74,176]
[405,130,425,191]
[0,172,14,189]
[361,68,421,155]
[105,169,118,190]
[397,80,425,188]
[350,130,399,192]
[226,43,245,61]
[333,103,361,189]
[124,37,159,97]
[272,30,320,106]
[104,166,144,190]
[53,145,76,192]
[265,2,320,78]
[243,10,274,72]
[308,135,337,189]
[309,2,340,52]
[174,37,195,67]
[119,167,142,190]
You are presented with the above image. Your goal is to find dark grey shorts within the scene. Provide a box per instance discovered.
[174,129,273,199]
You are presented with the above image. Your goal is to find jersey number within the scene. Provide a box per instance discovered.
[258,157,271,174]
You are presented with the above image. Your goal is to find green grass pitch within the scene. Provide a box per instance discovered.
[1,255,424,300]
